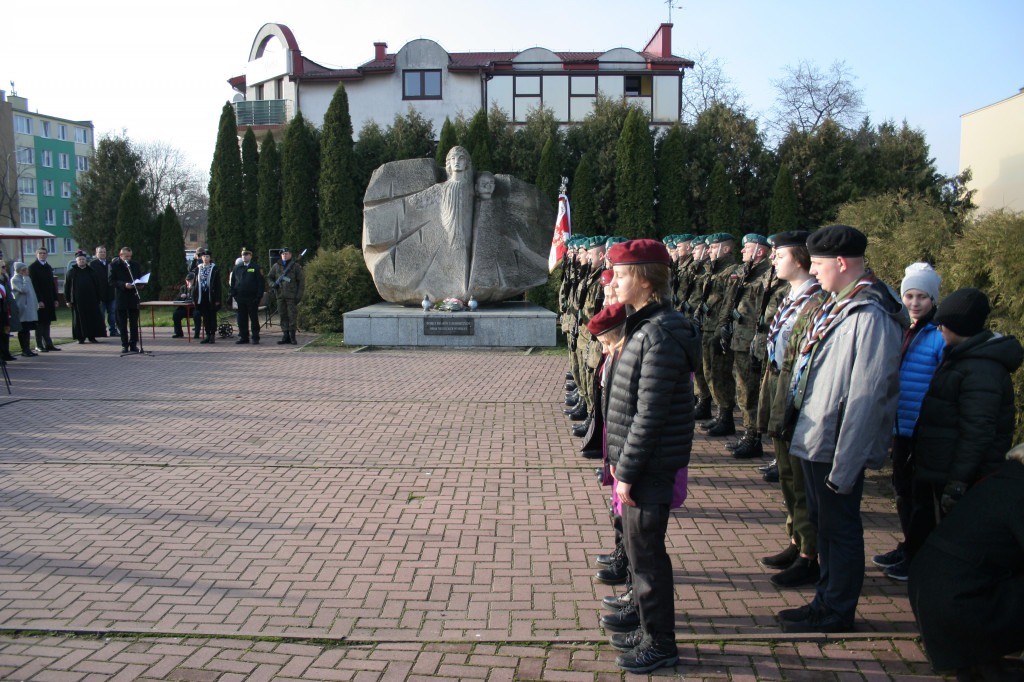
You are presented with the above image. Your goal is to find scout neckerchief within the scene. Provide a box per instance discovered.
[766,279,822,366]
[199,263,212,291]
[790,271,877,411]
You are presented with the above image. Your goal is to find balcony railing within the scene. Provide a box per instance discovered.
[234,99,290,127]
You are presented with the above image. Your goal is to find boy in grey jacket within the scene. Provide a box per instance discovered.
[779,224,908,633]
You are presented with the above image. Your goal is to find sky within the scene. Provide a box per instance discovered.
[4,0,1021,180]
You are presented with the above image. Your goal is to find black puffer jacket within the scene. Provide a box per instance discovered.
[605,301,702,504]
[913,330,1023,485]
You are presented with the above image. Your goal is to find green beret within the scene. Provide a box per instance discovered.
[742,233,769,247]
[605,236,627,250]
[708,232,735,244]
[678,233,695,243]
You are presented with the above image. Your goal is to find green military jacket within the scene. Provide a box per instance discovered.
[699,255,738,337]
[579,268,604,367]
[719,258,785,353]
[268,259,304,301]
[673,256,694,311]
[684,258,712,320]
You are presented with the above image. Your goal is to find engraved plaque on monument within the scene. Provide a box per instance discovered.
[423,317,475,336]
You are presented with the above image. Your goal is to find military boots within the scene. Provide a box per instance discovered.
[706,408,736,437]
[731,430,764,459]
[693,395,713,421]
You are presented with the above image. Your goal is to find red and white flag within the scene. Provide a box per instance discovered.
[549,193,571,272]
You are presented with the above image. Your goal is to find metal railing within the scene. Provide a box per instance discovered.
[233,99,289,127]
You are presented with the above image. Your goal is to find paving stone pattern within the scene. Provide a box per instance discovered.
[0,334,948,679]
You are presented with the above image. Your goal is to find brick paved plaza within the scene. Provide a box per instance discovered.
[0,331,949,680]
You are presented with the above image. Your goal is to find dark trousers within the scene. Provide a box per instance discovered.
[622,501,674,637]
[890,436,914,539]
[35,321,52,349]
[801,459,865,626]
[173,306,201,336]
[116,307,139,347]
[236,296,260,340]
[198,300,217,336]
[904,479,942,564]
[99,299,117,335]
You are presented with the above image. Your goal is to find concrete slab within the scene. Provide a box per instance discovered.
[343,301,557,347]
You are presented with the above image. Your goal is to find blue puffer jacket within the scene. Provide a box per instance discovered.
[895,320,945,437]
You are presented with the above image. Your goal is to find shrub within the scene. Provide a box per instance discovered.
[298,246,380,332]
[525,269,562,313]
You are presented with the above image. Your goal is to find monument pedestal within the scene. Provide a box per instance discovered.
[343,301,557,348]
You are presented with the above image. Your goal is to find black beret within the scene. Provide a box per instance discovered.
[806,225,867,258]
[771,230,810,249]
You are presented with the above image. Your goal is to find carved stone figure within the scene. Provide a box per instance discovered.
[362,146,554,305]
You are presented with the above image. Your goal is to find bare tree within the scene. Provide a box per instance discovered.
[138,140,208,219]
[769,59,865,135]
[680,49,745,124]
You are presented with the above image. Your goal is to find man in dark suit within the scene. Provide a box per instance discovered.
[108,246,143,352]
[91,245,117,337]
[28,247,60,352]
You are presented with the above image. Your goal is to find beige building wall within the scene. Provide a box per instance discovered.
[960,90,1024,212]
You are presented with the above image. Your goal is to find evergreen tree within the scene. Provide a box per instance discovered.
[655,124,690,238]
[462,108,493,172]
[157,204,187,298]
[487,105,515,175]
[241,127,260,246]
[614,109,656,239]
[281,111,320,252]
[511,105,560,182]
[71,133,146,251]
[319,85,361,249]
[435,117,457,168]
[534,136,559,205]
[207,102,245,283]
[768,163,798,235]
[387,108,435,160]
[569,155,597,237]
[256,131,282,267]
[354,121,391,201]
[707,160,741,240]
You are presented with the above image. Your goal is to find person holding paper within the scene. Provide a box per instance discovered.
[108,246,144,352]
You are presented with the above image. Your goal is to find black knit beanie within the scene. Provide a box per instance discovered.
[934,287,990,337]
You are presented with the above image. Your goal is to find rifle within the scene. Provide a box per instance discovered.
[271,249,309,291]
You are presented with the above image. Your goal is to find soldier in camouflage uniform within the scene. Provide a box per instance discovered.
[564,241,591,421]
[671,234,696,309]
[572,236,608,437]
[682,236,714,419]
[559,241,581,404]
[718,234,787,458]
[698,233,741,437]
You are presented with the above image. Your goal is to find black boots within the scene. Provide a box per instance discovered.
[693,395,713,421]
[594,544,629,585]
[277,331,291,345]
[200,333,215,344]
[566,403,587,421]
[702,406,736,437]
[731,430,763,459]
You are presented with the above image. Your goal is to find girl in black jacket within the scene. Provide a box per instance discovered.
[601,239,701,674]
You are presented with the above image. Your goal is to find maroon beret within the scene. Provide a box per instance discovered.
[607,239,671,266]
[600,269,614,286]
[587,303,627,336]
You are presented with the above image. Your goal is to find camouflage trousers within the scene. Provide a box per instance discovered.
[693,357,710,401]
[762,372,816,557]
[731,350,763,429]
[702,336,735,409]
[575,342,595,414]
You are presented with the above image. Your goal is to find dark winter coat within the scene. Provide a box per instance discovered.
[230,260,265,301]
[64,265,105,340]
[191,264,222,308]
[908,457,1024,671]
[28,259,57,322]
[604,301,702,504]
[108,257,143,310]
[912,330,1023,486]
[89,258,115,303]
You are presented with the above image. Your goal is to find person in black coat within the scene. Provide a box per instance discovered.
[600,239,701,674]
[90,246,117,337]
[230,247,264,344]
[192,248,222,344]
[909,444,1024,680]
[905,288,1024,564]
[108,246,144,352]
[28,246,60,352]
[64,251,104,343]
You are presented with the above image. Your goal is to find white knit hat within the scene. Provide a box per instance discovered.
[901,262,941,301]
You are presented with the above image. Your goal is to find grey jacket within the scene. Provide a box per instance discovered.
[11,273,39,324]
[789,278,908,494]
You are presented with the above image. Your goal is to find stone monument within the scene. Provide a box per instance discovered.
[362,146,554,305]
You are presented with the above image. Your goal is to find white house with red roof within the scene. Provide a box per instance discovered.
[229,23,692,139]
